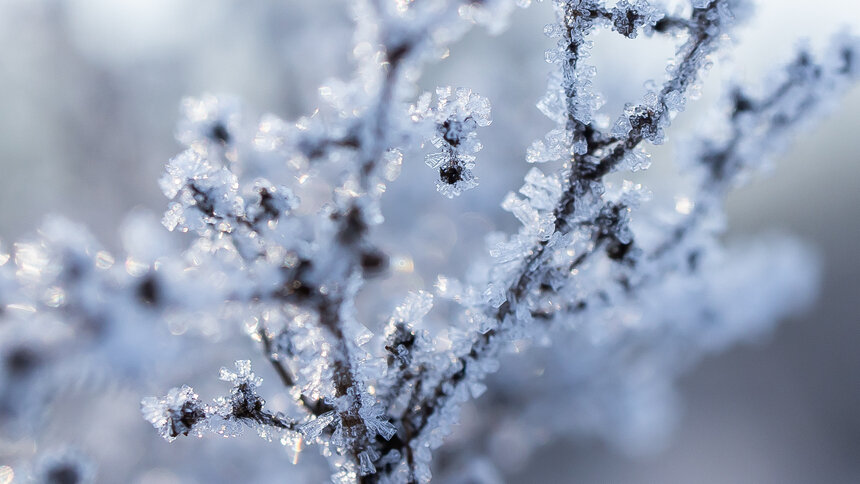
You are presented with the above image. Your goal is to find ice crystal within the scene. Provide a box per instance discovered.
[0,1,856,483]
[298,411,337,440]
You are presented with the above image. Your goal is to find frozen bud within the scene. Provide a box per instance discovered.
[176,94,241,148]
[3,344,42,380]
[34,450,95,484]
[360,249,389,277]
[216,360,269,421]
[610,1,654,39]
[141,385,207,442]
[434,158,477,197]
[416,87,491,197]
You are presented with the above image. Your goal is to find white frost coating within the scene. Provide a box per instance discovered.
[412,87,492,198]
[0,1,855,483]
[299,411,337,439]
[141,385,204,442]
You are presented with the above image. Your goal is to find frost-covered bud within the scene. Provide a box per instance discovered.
[159,150,245,233]
[560,0,604,42]
[244,179,298,225]
[216,360,265,420]
[593,202,635,261]
[3,344,43,381]
[434,163,476,198]
[176,94,241,149]
[0,338,49,427]
[141,385,206,442]
[835,37,858,77]
[34,449,95,484]
[610,0,661,39]
[384,322,416,367]
[613,103,666,144]
[413,87,491,198]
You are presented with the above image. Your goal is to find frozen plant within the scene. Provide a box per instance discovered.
[0,0,857,483]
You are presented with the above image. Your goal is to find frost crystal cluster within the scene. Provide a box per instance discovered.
[0,0,857,483]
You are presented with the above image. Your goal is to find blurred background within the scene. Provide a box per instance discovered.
[0,0,857,482]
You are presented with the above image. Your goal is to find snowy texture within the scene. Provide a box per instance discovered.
[0,0,857,483]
